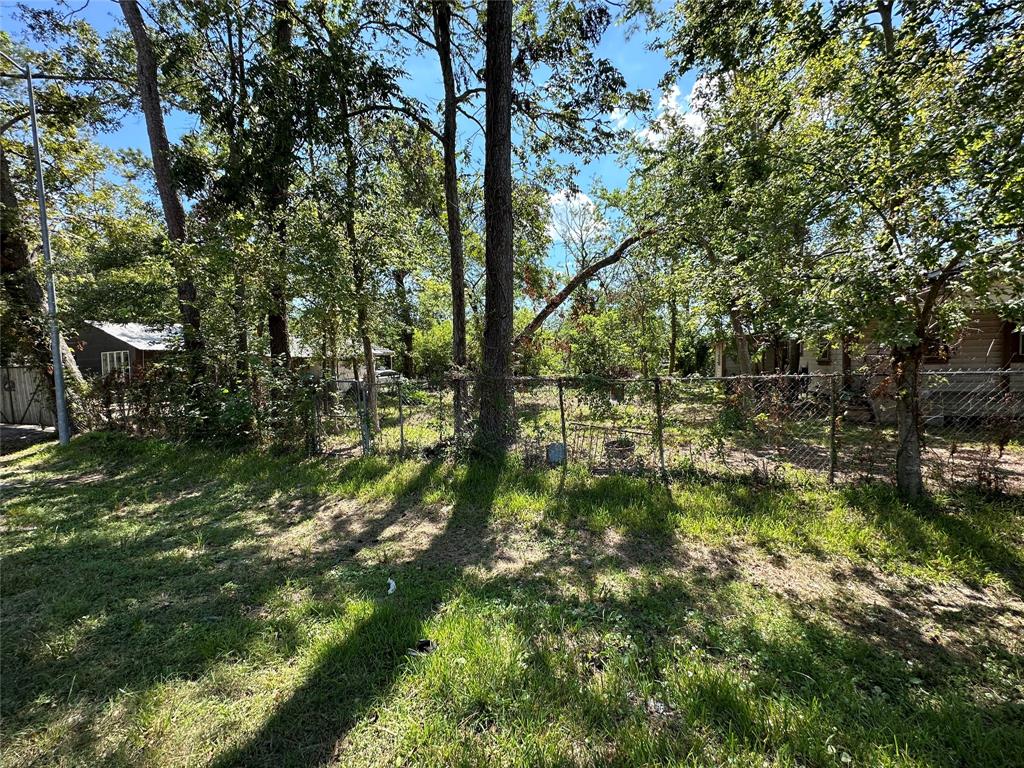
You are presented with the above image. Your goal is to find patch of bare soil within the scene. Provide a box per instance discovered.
[262,497,554,577]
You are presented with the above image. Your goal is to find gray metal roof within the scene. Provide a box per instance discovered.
[85,321,180,351]
[290,339,394,359]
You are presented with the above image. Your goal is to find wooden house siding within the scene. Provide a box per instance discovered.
[798,312,1021,376]
[71,324,169,376]
[72,324,138,375]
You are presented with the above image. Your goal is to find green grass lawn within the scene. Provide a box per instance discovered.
[2,432,1023,767]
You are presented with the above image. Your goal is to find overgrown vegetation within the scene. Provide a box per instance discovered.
[3,433,1022,766]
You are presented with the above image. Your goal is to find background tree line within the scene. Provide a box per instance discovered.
[2,0,1021,494]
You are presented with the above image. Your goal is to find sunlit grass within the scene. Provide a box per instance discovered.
[2,432,1022,766]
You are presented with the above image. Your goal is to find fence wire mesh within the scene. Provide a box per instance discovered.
[313,370,1023,493]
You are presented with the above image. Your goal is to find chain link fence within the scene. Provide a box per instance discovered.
[314,370,1024,493]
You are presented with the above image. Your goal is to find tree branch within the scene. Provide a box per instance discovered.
[513,229,653,350]
[346,102,442,141]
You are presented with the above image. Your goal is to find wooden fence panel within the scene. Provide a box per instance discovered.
[1,367,54,427]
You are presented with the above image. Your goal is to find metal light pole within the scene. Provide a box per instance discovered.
[1,51,71,445]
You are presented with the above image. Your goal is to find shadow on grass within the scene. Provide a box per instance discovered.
[3,434,1023,766]
[0,435,494,765]
[209,456,506,767]
[476,567,1024,767]
[843,483,1024,593]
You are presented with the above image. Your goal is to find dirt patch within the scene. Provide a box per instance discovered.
[262,497,554,577]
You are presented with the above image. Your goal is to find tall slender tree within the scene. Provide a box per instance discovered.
[263,0,295,368]
[478,0,515,448]
[0,147,88,427]
[432,0,469,432]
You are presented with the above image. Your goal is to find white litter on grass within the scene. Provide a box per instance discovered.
[387,578,396,595]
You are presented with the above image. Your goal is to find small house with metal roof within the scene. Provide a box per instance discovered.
[72,321,179,377]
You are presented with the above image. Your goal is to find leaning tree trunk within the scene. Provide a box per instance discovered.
[433,0,469,433]
[1,146,88,429]
[477,0,515,450]
[120,0,203,361]
[893,347,925,499]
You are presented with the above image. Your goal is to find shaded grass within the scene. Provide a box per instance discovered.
[2,432,1022,767]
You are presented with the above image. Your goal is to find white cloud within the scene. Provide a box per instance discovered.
[609,106,631,130]
[636,76,715,146]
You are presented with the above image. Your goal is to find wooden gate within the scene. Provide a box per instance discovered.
[1,367,55,427]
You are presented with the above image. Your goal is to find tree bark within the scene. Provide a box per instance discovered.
[786,338,801,374]
[393,269,415,378]
[232,268,249,379]
[119,0,203,359]
[1,146,88,428]
[512,230,650,350]
[729,306,752,375]
[668,296,679,376]
[339,88,379,432]
[893,347,924,499]
[264,0,294,369]
[477,0,515,449]
[432,0,468,432]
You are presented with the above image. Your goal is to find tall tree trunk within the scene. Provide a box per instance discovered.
[893,346,924,499]
[339,88,379,432]
[223,8,253,387]
[841,336,853,389]
[1,146,88,429]
[119,0,203,360]
[232,269,249,380]
[393,269,415,378]
[477,0,515,449]
[432,0,469,432]
[729,306,752,375]
[877,0,924,498]
[786,338,801,374]
[264,0,294,369]
[668,297,678,376]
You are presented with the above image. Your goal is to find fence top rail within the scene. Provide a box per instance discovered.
[567,421,652,435]
[328,369,1022,388]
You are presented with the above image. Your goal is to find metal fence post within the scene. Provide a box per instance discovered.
[558,377,568,452]
[654,376,667,482]
[397,377,405,455]
[829,374,839,484]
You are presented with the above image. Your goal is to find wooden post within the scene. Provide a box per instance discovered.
[558,378,568,455]
[654,376,667,482]
[397,376,405,455]
[829,374,839,484]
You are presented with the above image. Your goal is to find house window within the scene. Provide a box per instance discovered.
[101,350,131,377]
[816,345,832,366]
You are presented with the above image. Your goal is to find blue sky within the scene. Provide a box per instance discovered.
[2,0,700,250]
